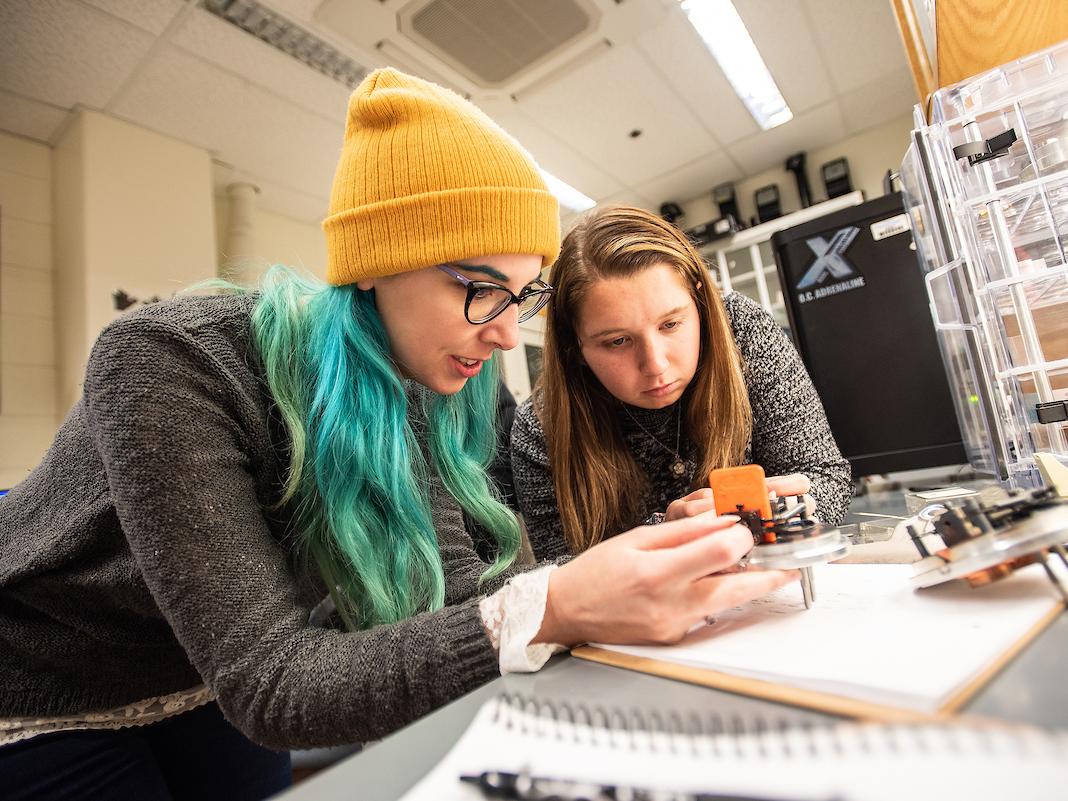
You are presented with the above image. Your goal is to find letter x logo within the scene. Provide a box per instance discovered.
[797,226,860,289]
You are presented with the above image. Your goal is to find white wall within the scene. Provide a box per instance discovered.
[1,114,330,489]
[214,190,328,284]
[0,132,56,488]
[679,113,915,227]
[53,111,218,414]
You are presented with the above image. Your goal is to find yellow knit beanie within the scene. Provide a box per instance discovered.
[323,68,561,285]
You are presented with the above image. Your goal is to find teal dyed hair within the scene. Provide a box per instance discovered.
[246,266,520,629]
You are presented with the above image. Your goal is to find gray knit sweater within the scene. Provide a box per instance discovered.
[0,294,527,750]
[512,293,852,561]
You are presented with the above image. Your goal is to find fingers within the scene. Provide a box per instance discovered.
[685,487,716,502]
[633,510,741,550]
[766,473,811,498]
[657,522,755,579]
[693,569,800,616]
[666,488,718,522]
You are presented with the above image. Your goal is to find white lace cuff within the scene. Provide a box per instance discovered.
[479,565,565,674]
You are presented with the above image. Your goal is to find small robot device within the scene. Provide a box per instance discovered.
[908,487,1068,601]
[708,465,850,608]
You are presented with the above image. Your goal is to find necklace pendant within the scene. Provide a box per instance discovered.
[670,459,687,478]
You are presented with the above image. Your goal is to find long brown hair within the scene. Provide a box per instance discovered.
[538,205,752,553]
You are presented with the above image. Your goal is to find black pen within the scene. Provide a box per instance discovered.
[460,768,842,801]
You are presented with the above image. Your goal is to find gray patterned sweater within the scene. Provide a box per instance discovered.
[512,293,852,561]
[0,294,528,750]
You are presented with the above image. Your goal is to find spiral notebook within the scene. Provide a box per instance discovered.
[575,563,1064,719]
[400,694,1067,801]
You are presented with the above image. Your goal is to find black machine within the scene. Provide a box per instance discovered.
[771,193,966,477]
[754,184,781,223]
[821,157,853,198]
[684,217,737,247]
[659,201,684,225]
[713,182,739,221]
[785,152,812,208]
[685,183,742,247]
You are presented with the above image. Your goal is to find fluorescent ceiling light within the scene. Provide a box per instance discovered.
[540,169,596,213]
[680,0,793,130]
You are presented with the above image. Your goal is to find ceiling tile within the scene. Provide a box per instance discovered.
[274,0,344,26]
[734,0,834,114]
[475,96,622,201]
[839,67,918,135]
[0,90,70,144]
[517,43,721,187]
[111,45,342,203]
[727,102,846,176]
[803,0,909,94]
[0,0,155,109]
[596,189,655,213]
[634,149,743,210]
[168,6,354,124]
[79,0,187,35]
[636,11,757,147]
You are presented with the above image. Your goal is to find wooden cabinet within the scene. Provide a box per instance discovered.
[893,0,1068,108]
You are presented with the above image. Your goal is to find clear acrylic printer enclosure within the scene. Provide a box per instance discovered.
[901,40,1068,489]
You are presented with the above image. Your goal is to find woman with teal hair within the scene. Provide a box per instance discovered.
[0,69,796,800]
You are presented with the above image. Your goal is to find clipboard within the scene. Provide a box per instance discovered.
[571,564,1064,721]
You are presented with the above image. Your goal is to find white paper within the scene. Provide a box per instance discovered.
[400,695,1068,801]
[595,563,1062,712]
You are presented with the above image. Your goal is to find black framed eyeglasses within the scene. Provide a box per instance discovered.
[437,264,554,324]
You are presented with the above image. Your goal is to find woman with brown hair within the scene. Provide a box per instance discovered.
[512,204,852,560]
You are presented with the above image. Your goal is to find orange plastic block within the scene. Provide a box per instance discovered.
[708,464,771,520]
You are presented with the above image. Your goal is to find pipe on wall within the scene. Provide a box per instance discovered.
[223,182,260,286]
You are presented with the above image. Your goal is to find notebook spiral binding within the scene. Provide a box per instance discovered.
[490,692,1068,761]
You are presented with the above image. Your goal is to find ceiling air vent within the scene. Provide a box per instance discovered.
[398,0,599,87]
[203,0,368,88]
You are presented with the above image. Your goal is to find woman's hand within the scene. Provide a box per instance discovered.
[665,487,717,522]
[535,511,798,647]
[665,474,817,522]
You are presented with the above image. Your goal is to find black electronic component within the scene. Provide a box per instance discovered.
[952,128,1018,166]
[821,157,853,198]
[785,152,812,208]
[659,201,684,225]
[754,184,781,223]
[1036,401,1068,424]
[712,181,738,221]
[684,216,737,247]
